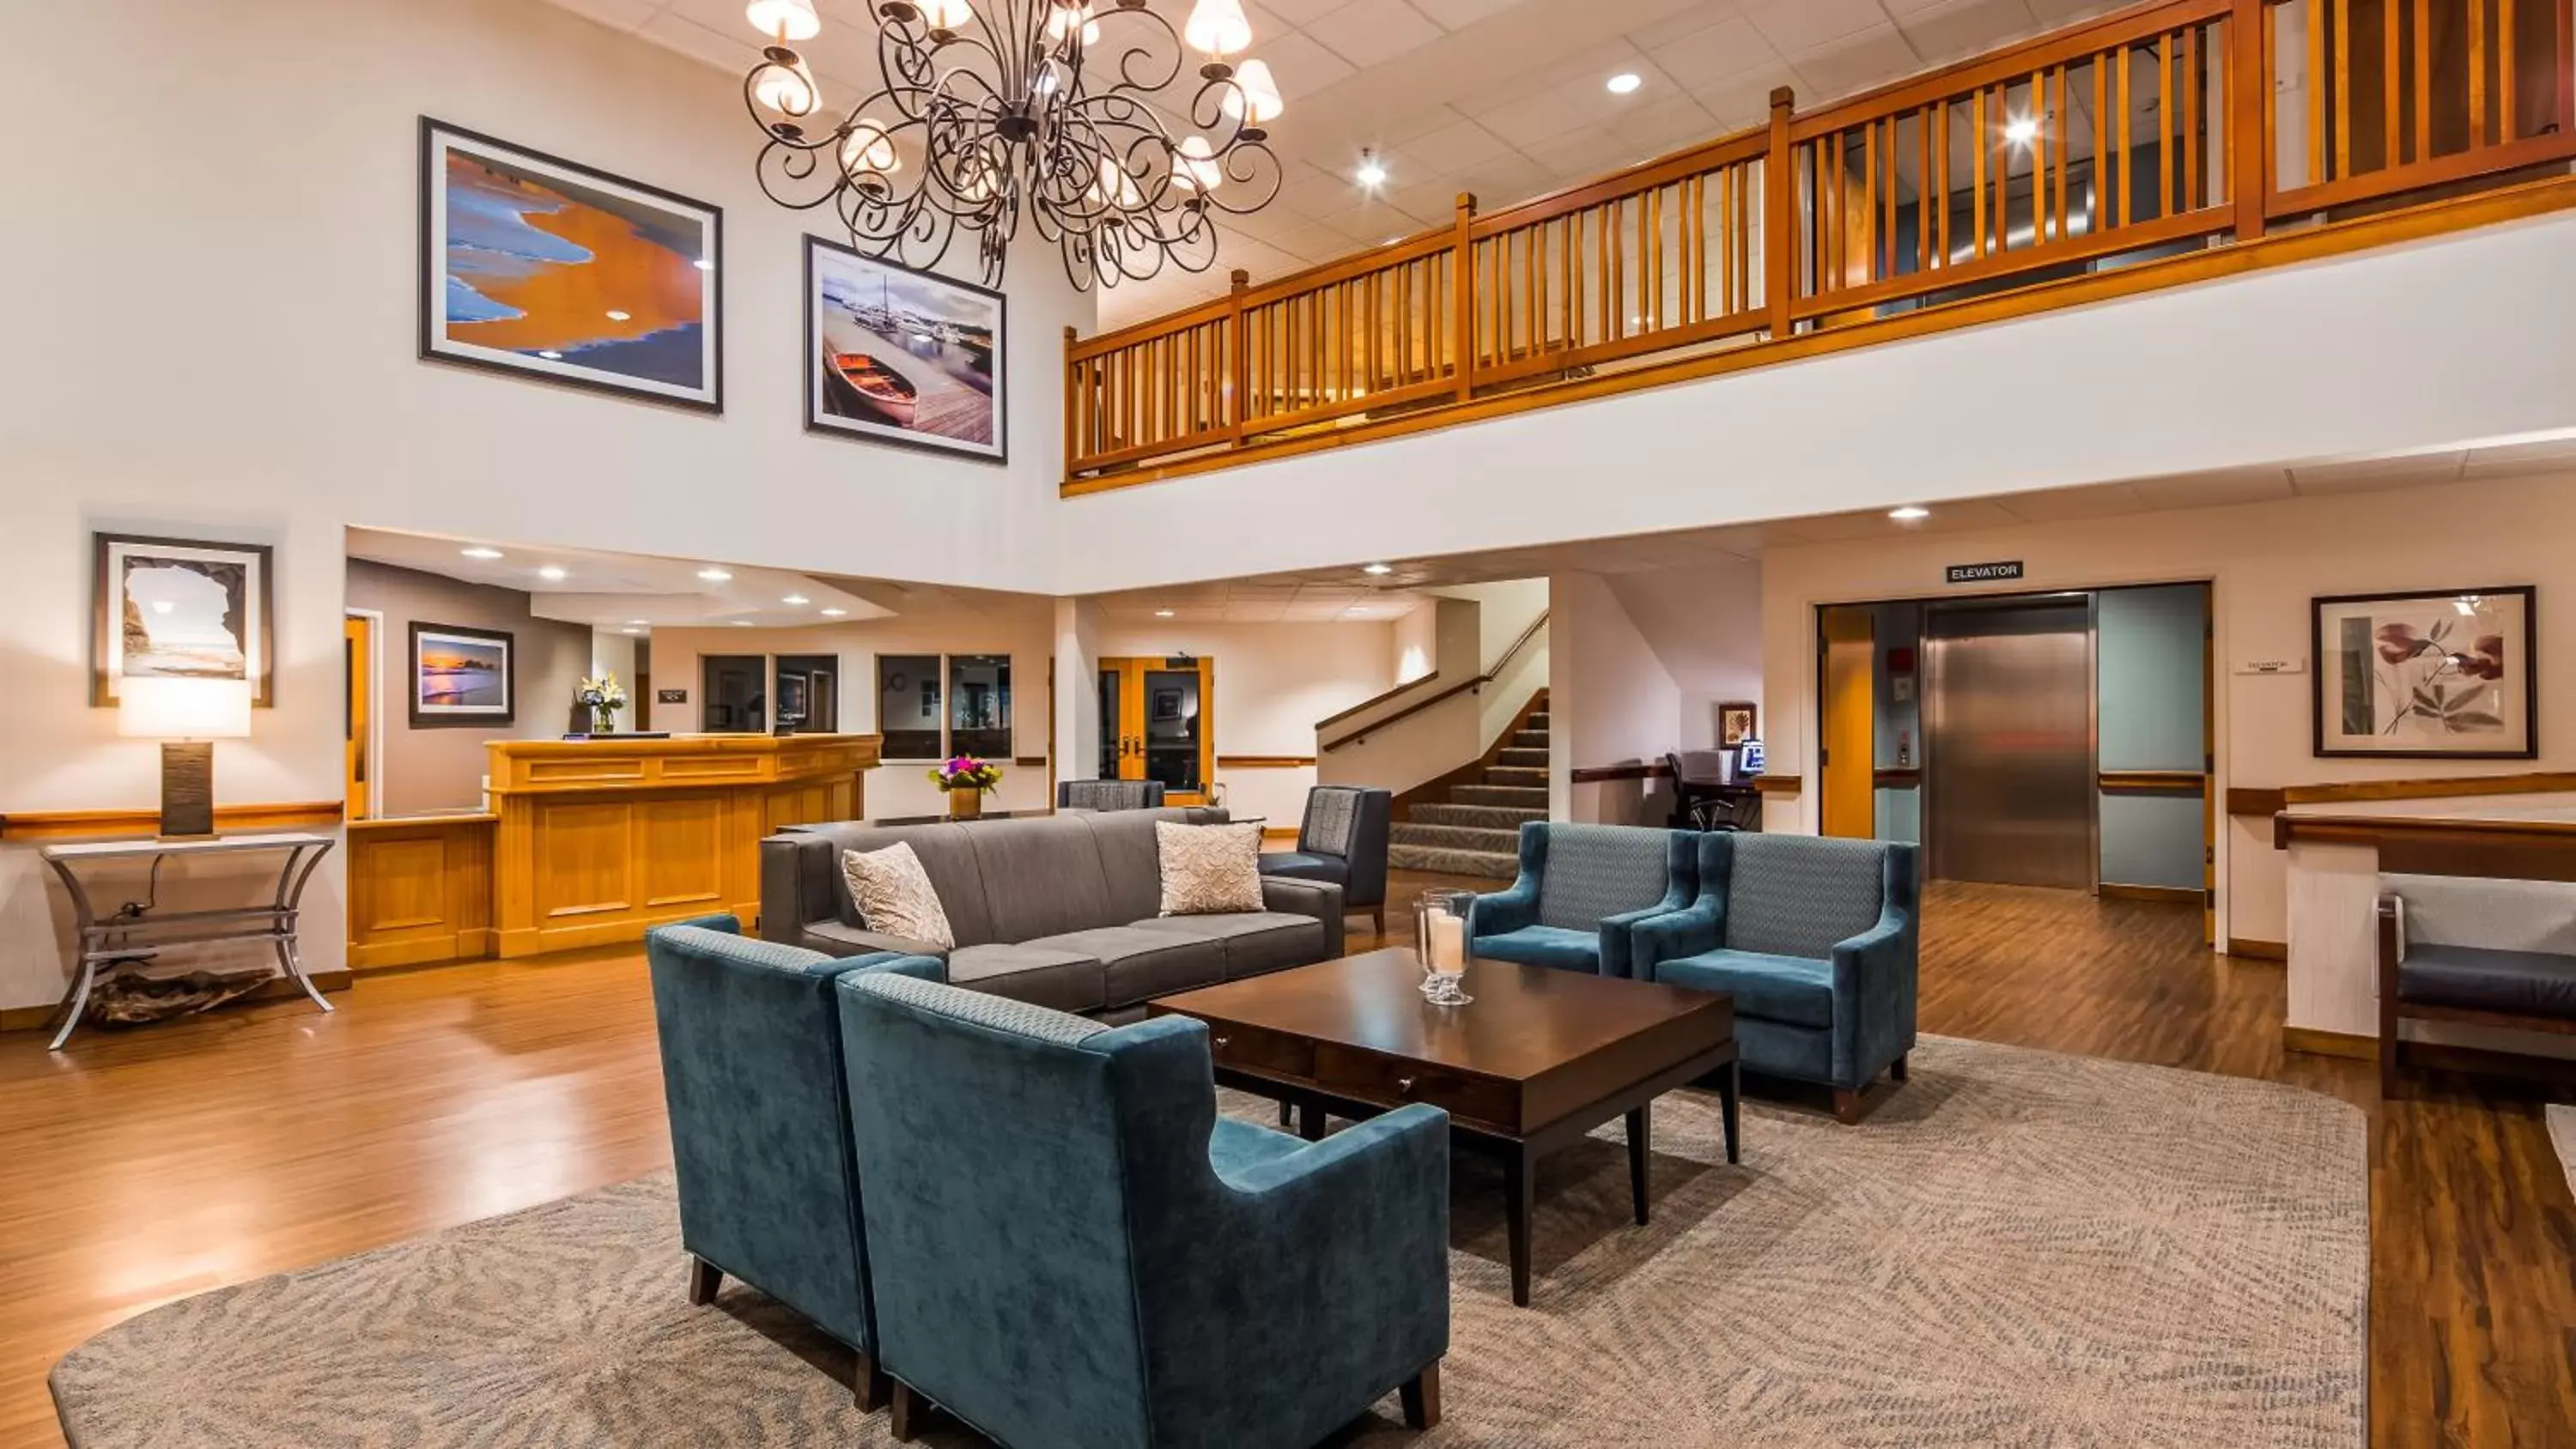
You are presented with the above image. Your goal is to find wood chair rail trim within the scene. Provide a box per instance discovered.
[0,801,347,841]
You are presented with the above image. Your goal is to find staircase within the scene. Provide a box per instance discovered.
[1387,697,1547,880]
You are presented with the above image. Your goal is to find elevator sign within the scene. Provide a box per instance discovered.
[1943,560,2025,585]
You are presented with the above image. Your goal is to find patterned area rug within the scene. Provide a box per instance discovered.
[52,1036,2366,1448]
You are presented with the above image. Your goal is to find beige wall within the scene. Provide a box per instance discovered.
[1758,469,2576,946]
[346,559,594,816]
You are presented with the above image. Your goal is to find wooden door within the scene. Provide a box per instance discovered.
[1820,607,1876,839]
[343,615,374,821]
[1100,657,1217,805]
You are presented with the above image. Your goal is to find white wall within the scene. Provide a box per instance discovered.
[0,0,1091,1010]
[1428,579,1552,750]
[1601,561,1765,749]
[1091,621,1398,827]
[1757,470,2576,947]
[1052,209,2576,594]
[1550,571,1684,826]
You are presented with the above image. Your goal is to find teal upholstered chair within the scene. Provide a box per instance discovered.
[1633,834,1918,1123]
[1467,822,1695,977]
[645,914,943,1408]
[837,972,1451,1448]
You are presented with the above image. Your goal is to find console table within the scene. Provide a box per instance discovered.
[37,833,337,1051]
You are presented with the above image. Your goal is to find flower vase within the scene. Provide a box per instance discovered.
[589,705,615,736]
[950,786,984,820]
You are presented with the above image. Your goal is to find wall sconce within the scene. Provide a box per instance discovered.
[118,677,252,838]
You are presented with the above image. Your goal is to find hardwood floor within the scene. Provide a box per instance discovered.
[0,875,2569,1446]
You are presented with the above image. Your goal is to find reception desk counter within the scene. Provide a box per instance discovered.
[485,733,880,958]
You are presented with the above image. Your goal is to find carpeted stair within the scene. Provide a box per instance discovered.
[1388,703,1547,879]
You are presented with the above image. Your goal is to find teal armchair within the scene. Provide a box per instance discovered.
[1633,834,1919,1122]
[1468,822,1695,977]
[837,972,1451,1448]
[644,914,942,1408]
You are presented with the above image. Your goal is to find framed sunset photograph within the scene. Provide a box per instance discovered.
[2312,585,2536,758]
[410,621,515,727]
[91,532,275,706]
[805,236,1005,461]
[421,118,722,410]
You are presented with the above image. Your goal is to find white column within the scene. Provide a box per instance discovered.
[1053,597,1103,786]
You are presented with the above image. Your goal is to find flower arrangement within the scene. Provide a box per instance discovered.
[575,673,630,733]
[928,755,1004,793]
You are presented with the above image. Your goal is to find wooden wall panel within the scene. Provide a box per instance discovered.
[346,815,495,970]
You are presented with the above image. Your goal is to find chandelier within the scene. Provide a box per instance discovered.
[740,0,1285,290]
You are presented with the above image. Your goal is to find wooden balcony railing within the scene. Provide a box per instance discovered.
[1063,0,2576,492]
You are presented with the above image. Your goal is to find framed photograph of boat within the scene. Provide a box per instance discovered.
[409,621,516,728]
[805,236,1006,462]
[91,532,276,707]
[420,118,722,411]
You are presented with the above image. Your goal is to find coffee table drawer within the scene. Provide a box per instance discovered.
[1313,1044,1516,1131]
[1206,1022,1314,1079]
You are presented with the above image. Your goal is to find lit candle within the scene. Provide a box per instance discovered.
[1427,911,1466,973]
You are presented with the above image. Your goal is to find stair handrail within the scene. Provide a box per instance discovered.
[1318,609,1548,754]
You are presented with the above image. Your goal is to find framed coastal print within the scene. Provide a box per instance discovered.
[805,236,1006,461]
[421,118,722,410]
[92,533,276,706]
[2312,585,2536,758]
[410,621,515,727]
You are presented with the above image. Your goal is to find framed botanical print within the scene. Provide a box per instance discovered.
[805,236,1006,461]
[92,532,275,706]
[1718,701,1759,748]
[410,621,516,727]
[2312,585,2536,758]
[421,118,723,410]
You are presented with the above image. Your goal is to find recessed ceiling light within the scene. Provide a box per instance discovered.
[693,258,714,271]
[1362,561,1394,576]
[1607,72,1642,94]
[731,620,754,627]
[1383,234,1401,245]
[1355,149,1386,188]
[1155,609,1176,618]
[782,593,810,605]
[1889,506,1932,521]
[538,565,568,581]
[819,606,848,617]
[625,618,647,625]
[2003,115,2039,144]
[538,350,563,361]
[605,309,632,321]
[620,627,642,635]
[697,567,732,582]
[460,546,504,560]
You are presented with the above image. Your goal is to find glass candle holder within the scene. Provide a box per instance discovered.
[1415,888,1475,1005]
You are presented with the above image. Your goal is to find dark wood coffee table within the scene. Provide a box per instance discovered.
[1149,948,1739,1306]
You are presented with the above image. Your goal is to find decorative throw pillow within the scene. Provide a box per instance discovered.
[1156,821,1267,917]
[839,841,957,950]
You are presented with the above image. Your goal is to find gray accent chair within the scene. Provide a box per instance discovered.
[1467,822,1696,977]
[642,913,945,1409]
[760,809,1344,1016]
[1056,779,1167,810]
[1258,785,1394,932]
[1632,833,1919,1123]
[837,970,1450,1447]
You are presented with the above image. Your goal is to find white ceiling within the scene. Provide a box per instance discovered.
[542,0,2140,327]
[1089,579,1427,624]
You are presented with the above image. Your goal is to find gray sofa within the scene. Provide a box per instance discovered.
[759,808,1346,1016]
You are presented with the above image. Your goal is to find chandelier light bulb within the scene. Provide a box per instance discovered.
[751,50,822,117]
[1221,58,1283,123]
[1174,136,1223,191]
[1045,3,1099,45]
[840,118,901,174]
[1183,0,1251,57]
[922,0,974,28]
[1090,157,1143,207]
[744,0,821,40]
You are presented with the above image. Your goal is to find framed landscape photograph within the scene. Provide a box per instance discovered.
[92,532,275,707]
[421,118,722,410]
[2312,585,2536,758]
[805,236,1005,461]
[410,621,516,727]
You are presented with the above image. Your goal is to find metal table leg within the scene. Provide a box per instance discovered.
[41,854,104,1052]
[270,841,336,1014]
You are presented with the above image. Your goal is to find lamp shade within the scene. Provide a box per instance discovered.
[118,677,252,740]
[1183,0,1250,56]
[745,0,821,41]
[1222,58,1283,123]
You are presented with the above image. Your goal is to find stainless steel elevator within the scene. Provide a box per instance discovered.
[1922,597,2096,888]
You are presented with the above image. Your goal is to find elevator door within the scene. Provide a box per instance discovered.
[1923,599,2094,888]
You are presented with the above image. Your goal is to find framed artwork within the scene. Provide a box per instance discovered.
[1151,687,1183,723]
[805,235,1006,461]
[1718,701,1759,748]
[2312,585,2536,758]
[93,533,275,707]
[421,118,723,411]
[410,621,516,727]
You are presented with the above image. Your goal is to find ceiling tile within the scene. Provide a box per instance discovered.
[2287,452,2469,494]
[1743,0,1888,54]
[1401,117,1517,171]
[1787,26,1925,99]
[1303,0,1445,67]
[1471,88,1595,149]
[1412,0,1528,30]
[1653,15,1785,89]
[1989,482,2149,523]
[548,0,663,28]
[1243,27,1360,96]
[2125,467,2294,510]
[1254,0,1349,25]
[1893,0,2044,67]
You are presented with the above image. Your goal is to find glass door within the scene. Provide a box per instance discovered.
[1098,658,1216,805]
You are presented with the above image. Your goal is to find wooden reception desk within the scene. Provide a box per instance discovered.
[481,733,879,959]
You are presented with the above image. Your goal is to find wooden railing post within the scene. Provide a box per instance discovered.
[1451,191,1478,401]
[1225,267,1249,445]
[1061,324,1079,481]
[2229,0,2269,239]
[1765,87,1797,340]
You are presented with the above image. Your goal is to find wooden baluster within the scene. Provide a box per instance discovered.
[2182,28,2200,211]
[2560,0,2576,136]
[2307,0,2328,183]
[2382,0,2401,165]
[1765,87,1795,336]
[1972,88,1990,252]
[2499,0,2516,142]
[2470,0,2488,147]
[1450,193,1475,398]
[2030,70,2049,243]
[2332,0,2352,179]
[1527,222,1542,352]
[1993,85,2010,251]
[2157,31,2174,218]
[2229,1,2265,236]
[2117,45,2135,225]
[2414,0,2433,163]
[2057,66,2073,237]
[1935,99,1952,265]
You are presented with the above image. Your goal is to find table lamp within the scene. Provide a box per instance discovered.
[118,677,253,839]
